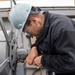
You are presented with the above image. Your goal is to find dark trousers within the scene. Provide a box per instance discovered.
[55,72,75,75]
[47,71,75,75]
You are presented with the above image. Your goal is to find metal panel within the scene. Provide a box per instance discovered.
[41,7,75,16]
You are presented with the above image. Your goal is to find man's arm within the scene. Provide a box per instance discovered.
[25,46,38,65]
[41,19,75,73]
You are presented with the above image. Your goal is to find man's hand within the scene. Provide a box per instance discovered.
[33,55,43,67]
[25,46,38,65]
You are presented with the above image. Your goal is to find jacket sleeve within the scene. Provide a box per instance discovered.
[41,18,75,73]
[31,38,41,54]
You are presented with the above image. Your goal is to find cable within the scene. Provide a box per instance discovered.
[32,68,43,75]
[32,68,40,75]
[13,0,16,5]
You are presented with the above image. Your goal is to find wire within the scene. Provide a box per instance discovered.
[13,0,16,5]
[32,68,44,75]
[32,68,40,75]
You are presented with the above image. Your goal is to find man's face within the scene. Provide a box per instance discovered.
[23,17,43,37]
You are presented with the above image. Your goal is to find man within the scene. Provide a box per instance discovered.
[9,3,75,75]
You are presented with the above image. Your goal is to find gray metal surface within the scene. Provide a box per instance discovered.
[16,63,25,75]
[0,31,10,65]
[0,30,12,75]
[41,7,75,16]
[17,31,31,59]
[0,58,9,72]
[0,17,10,48]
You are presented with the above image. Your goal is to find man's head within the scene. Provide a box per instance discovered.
[9,3,45,37]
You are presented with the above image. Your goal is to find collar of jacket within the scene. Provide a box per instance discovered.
[36,11,50,43]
